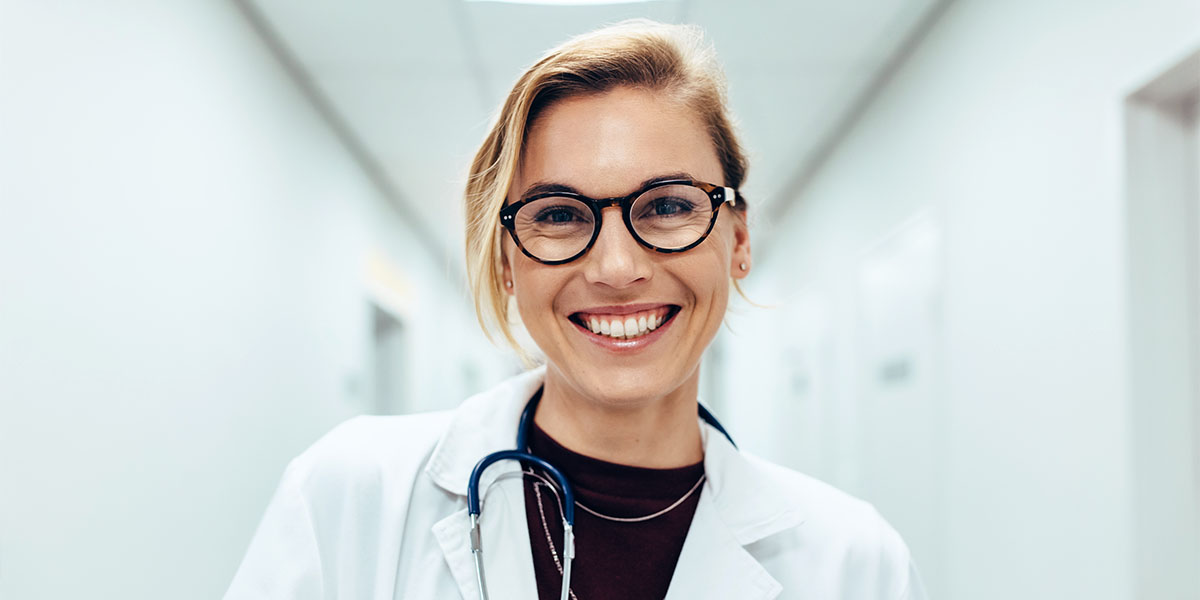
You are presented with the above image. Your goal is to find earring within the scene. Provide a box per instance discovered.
[739,263,748,271]
[505,280,513,288]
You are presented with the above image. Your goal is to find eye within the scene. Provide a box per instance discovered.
[642,197,694,218]
[534,205,587,224]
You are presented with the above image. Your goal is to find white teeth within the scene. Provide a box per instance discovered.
[610,320,625,338]
[624,318,637,337]
[578,310,671,340]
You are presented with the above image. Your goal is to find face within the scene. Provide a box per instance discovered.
[502,86,751,406]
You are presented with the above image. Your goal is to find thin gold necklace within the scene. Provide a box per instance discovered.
[525,467,706,522]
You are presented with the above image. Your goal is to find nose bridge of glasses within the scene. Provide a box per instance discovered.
[592,195,627,214]
[594,202,630,237]
[586,203,650,282]
[593,191,641,229]
[589,201,649,259]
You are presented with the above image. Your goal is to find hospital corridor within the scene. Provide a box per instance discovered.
[1,1,1199,598]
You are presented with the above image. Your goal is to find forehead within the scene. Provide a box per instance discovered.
[516,87,722,198]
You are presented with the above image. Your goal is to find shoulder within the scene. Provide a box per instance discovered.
[752,454,904,548]
[282,367,543,499]
[284,411,454,497]
[709,436,909,558]
[738,455,920,598]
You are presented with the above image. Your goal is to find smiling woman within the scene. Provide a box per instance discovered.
[499,86,743,468]
[226,19,926,600]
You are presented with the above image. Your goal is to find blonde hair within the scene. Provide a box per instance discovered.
[464,19,749,351]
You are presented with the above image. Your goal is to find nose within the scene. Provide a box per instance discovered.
[581,206,652,289]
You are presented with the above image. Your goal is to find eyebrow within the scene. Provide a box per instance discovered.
[519,172,696,201]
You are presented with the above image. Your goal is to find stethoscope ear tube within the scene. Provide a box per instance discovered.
[698,403,736,448]
[467,450,576,525]
[468,450,576,600]
[468,513,489,600]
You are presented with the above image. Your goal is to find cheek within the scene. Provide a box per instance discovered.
[692,223,736,279]
[681,226,737,315]
[672,248,731,314]
[512,263,565,323]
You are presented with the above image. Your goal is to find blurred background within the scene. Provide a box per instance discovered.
[1,0,1198,598]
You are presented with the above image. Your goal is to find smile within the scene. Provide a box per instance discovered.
[568,305,680,341]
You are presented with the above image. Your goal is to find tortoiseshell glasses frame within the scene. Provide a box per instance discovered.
[498,179,741,265]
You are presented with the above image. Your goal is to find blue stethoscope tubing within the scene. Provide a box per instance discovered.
[466,392,736,600]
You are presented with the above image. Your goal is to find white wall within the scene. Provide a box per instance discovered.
[719,2,1200,599]
[0,2,512,598]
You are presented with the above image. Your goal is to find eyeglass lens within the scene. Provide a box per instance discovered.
[512,184,715,262]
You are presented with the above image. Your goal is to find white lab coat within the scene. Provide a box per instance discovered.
[226,367,927,599]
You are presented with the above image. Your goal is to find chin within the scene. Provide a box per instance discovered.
[570,362,694,407]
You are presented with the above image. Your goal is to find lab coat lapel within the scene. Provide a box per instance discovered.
[662,415,807,600]
[427,367,546,600]
[432,472,538,600]
[663,491,782,600]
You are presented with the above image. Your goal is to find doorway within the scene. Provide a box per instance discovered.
[1125,46,1200,600]
[371,303,408,415]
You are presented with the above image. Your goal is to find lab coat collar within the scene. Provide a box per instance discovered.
[426,366,805,599]
[425,366,543,498]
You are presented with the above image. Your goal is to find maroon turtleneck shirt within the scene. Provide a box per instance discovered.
[522,420,705,600]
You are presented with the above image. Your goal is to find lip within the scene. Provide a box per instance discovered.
[570,302,674,316]
[567,306,680,353]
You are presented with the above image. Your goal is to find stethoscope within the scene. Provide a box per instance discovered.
[466,390,736,600]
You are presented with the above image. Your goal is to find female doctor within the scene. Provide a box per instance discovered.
[226,20,926,600]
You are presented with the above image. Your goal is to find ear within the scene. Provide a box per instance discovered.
[501,239,515,295]
[730,211,751,280]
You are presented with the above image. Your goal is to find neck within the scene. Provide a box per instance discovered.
[533,364,704,468]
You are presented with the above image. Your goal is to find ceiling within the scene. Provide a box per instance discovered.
[242,0,942,274]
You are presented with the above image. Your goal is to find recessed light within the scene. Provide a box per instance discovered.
[467,0,657,5]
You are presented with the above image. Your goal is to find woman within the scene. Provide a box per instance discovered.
[227,20,926,600]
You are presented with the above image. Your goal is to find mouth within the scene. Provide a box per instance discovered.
[568,305,681,341]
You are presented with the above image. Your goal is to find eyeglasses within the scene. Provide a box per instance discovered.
[499,179,740,265]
